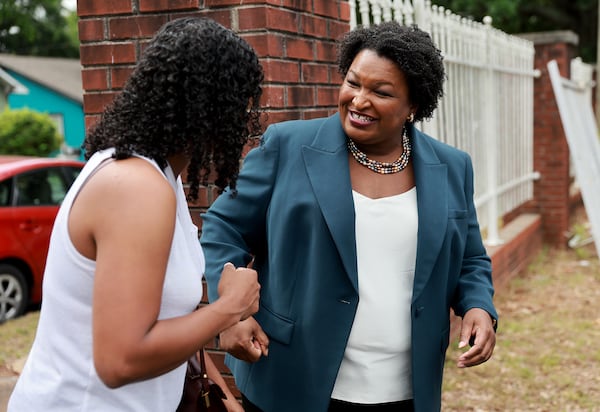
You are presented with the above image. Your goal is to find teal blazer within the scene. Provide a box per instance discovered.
[201,113,497,412]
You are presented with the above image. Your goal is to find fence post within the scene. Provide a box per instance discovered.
[518,30,579,247]
[350,0,357,27]
[483,16,502,246]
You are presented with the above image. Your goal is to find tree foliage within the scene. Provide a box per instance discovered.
[0,0,79,58]
[433,0,598,62]
[64,8,79,53]
[0,108,62,156]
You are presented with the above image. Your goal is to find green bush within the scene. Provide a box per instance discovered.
[0,108,62,156]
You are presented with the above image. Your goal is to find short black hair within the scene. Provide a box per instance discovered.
[84,17,264,199]
[337,21,444,122]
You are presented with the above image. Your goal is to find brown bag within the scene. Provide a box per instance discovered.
[176,349,228,412]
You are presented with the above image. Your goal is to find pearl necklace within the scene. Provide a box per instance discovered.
[347,128,411,174]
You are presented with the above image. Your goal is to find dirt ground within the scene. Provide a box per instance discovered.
[442,206,600,411]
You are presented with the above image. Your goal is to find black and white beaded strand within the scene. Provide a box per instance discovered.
[347,127,411,174]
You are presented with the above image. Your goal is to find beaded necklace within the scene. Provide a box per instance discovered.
[347,128,411,174]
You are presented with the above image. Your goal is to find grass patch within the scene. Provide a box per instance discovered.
[0,311,39,367]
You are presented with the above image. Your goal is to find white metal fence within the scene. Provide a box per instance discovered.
[350,0,539,244]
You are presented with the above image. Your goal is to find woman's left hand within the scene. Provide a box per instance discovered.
[456,308,496,368]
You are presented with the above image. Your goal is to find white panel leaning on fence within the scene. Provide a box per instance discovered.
[349,0,540,245]
[548,60,600,258]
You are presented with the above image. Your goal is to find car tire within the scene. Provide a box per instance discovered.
[0,263,29,322]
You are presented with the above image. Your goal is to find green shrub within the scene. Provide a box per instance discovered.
[0,108,62,156]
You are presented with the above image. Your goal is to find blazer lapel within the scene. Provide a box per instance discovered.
[411,127,448,301]
[300,119,449,297]
[302,114,359,293]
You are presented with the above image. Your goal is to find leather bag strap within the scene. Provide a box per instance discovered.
[198,349,211,394]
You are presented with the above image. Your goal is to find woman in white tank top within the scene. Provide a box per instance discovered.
[8,17,264,412]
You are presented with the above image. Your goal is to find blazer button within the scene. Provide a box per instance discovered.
[415,306,425,317]
[338,299,351,305]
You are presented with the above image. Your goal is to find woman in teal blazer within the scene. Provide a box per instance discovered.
[201,22,497,412]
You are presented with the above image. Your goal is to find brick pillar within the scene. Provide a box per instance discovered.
[236,2,349,123]
[77,0,350,399]
[518,31,579,247]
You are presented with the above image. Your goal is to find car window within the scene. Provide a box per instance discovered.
[0,178,12,206]
[47,172,66,204]
[16,169,61,206]
[63,166,82,185]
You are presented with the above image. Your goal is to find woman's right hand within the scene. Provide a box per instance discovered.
[217,262,260,321]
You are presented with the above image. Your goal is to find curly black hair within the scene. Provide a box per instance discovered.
[337,21,444,123]
[84,17,264,199]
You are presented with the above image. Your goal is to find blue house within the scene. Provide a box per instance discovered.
[0,67,27,111]
[0,54,85,158]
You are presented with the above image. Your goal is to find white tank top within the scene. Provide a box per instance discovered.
[331,188,418,403]
[8,149,204,411]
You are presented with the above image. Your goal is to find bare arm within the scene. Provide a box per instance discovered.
[204,351,244,412]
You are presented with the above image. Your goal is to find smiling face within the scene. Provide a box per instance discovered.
[338,49,415,154]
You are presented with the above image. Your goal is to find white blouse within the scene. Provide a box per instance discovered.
[331,187,418,403]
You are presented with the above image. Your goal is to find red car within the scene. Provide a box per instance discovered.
[0,155,84,321]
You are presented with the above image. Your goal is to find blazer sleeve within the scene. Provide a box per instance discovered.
[451,153,498,323]
[200,125,281,302]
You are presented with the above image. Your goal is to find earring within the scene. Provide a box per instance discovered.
[407,113,414,123]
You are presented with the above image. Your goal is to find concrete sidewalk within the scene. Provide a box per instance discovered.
[0,376,17,412]
[0,357,25,412]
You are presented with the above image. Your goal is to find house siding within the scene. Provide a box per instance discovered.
[5,70,85,156]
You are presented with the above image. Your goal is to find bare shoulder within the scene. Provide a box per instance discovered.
[85,157,175,206]
[69,157,177,258]
[73,158,176,228]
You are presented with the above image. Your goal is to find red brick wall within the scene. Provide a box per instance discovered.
[78,1,349,126]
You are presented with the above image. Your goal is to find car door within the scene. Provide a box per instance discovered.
[8,167,70,276]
